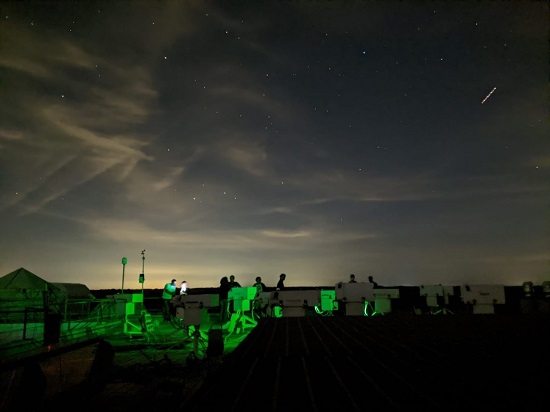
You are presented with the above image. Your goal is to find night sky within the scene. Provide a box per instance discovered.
[1,1,548,290]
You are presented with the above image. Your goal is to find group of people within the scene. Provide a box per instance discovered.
[349,274,378,288]
[162,273,287,322]
[218,273,286,322]
[161,279,189,320]
[162,272,379,321]
[347,274,379,316]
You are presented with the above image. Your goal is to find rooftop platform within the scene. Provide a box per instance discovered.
[2,285,550,411]
[2,310,549,412]
[183,313,550,411]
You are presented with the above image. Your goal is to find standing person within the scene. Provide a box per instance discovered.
[227,275,241,314]
[229,275,241,289]
[253,276,268,318]
[366,275,379,316]
[276,273,286,290]
[349,274,357,283]
[254,276,266,294]
[368,275,379,288]
[162,279,177,321]
[180,281,188,295]
[219,276,231,323]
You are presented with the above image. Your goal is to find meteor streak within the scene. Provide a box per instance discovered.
[481,87,497,104]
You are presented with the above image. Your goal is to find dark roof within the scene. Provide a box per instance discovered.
[51,283,93,300]
[182,314,550,411]
[0,267,59,291]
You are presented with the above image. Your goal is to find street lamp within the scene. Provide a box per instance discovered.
[121,257,128,293]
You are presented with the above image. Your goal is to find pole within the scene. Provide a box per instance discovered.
[121,257,127,293]
[141,250,145,296]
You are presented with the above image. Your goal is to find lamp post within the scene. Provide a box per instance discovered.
[121,257,127,294]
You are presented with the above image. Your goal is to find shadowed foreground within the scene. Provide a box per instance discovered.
[183,314,549,411]
[3,312,549,411]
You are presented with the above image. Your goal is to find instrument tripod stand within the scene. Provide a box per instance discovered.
[434,306,454,315]
[224,307,257,340]
[182,323,208,360]
[170,313,208,357]
[364,301,380,316]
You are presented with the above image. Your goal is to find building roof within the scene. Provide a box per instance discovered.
[0,267,59,291]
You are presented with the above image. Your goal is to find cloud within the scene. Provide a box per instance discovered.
[261,230,311,238]
[151,167,186,191]
[0,28,97,79]
[0,23,159,214]
[216,139,268,177]
[85,218,274,252]
[0,129,23,146]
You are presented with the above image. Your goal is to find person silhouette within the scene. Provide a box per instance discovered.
[226,275,242,314]
[229,275,241,289]
[219,276,231,323]
[368,275,378,288]
[366,276,379,316]
[349,274,357,283]
[253,276,268,318]
[254,276,267,293]
[276,273,286,290]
